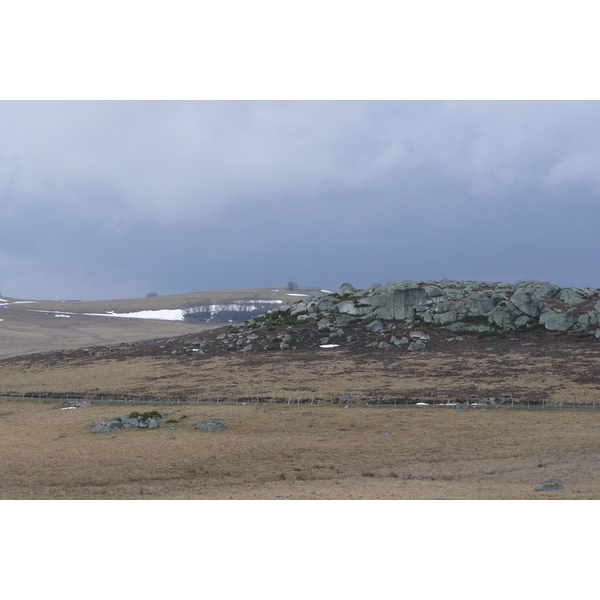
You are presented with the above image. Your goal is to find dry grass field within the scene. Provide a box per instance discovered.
[2,326,600,406]
[1,287,297,314]
[1,398,599,500]
[3,295,600,501]
[0,308,215,360]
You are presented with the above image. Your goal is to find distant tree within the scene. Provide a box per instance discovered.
[145,292,159,298]
[287,281,299,291]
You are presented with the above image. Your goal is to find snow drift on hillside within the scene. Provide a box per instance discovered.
[84,309,186,321]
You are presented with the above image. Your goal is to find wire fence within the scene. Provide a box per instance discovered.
[1,390,598,410]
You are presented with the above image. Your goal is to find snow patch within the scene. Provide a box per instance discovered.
[54,314,70,318]
[319,344,339,348]
[85,309,186,321]
[286,293,309,297]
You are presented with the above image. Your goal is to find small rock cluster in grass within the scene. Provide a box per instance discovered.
[90,410,167,434]
[65,400,92,408]
[195,416,227,431]
[535,478,565,491]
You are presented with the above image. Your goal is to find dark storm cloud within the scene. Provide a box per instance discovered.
[1,101,600,299]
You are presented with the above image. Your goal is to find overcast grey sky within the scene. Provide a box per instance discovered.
[1,100,600,299]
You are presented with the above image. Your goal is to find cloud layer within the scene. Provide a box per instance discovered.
[1,101,600,299]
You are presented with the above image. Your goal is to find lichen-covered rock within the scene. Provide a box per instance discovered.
[195,417,227,431]
[90,412,166,433]
[393,287,428,320]
[487,305,513,329]
[535,478,564,491]
[434,311,458,325]
[510,290,540,317]
[366,320,384,333]
[317,318,332,330]
[539,308,575,331]
[467,294,495,315]
[337,283,357,295]
[407,340,426,351]
[557,287,585,304]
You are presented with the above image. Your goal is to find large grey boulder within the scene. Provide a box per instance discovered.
[514,315,532,328]
[515,280,561,300]
[467,294,495,315]
[407,340,426,351]
[366,320,384,333]
[393,287,428,320]
[539,308,575,331]
[317,318,332,330]
[557,287,585,304]
[436,300,465,313]
[336,301,372,316]
[578,312,599,328]
[374,306,394,320]
[433,311,458,325]
[423,285,444,298]
[510,290,540,317]
[316,298,340,312]
[487,305,513,329]
[361,294,394,320]
[334,314,356,324]
[337,283,357,295]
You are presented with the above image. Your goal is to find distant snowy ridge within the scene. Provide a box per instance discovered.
[18,300,284,322]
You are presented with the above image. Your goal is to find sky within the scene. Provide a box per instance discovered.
[2,100,600,299]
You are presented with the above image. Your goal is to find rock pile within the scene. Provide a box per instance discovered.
[195,416,227,431]
[264,278,600,347]
[90,411,167,434]
[284,279,600,334]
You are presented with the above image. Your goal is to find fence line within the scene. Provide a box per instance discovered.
[1,391,599,410]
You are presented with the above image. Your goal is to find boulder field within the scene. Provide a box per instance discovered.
[279,279,600,338]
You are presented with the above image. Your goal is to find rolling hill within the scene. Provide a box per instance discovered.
[0,286,318,359]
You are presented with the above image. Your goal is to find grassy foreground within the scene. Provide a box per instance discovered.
[1,399,599,499]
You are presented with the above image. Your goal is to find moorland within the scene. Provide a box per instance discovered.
[2,279,600,500]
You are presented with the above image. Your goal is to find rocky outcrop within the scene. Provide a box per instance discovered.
[279,279,600,340]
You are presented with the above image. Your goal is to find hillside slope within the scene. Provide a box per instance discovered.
[2,280,600,405]
[0,287,309,359]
